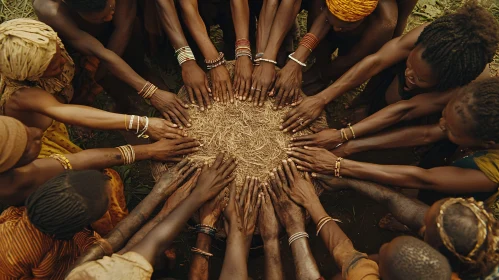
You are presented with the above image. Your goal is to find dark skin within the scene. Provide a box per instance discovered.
[281,23,429,132]
[288,93,499,194]
[267,160,321,280]
[34,0,192,128]
[274,0,406,108]
[188,188,229,280]
[249,0,302,105]
[179,0,235,105]
[129,153,237,265]
[220,178,262,280]
[0,128,200,206]
[156,0,212,111]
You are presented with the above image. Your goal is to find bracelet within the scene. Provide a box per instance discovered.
[300,33,319,52]
[347,123,356,139]
[288,231,309,246]
[137,116,149,139]
[316,216,342,236]
[340,128,349,141]
[288,52,307,67]
[205,52,225,69]
[175,46,196,66]
[124,115,128,131]
[255,52,264,59]
[136,116,141,134]
[128,115,135,131]
[191,247,213,258]
[138,82,158,99]
[255,58,277,65]
[334,157,343,178]
[49,154,73,170]
[117,145,136,165]
[195,224,217,238]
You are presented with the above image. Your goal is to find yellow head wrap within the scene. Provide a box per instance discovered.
[0,116,28,173]
[325,0,379,22]
[0,18,74,112]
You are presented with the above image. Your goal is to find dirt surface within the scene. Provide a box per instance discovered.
[1,0,498,279]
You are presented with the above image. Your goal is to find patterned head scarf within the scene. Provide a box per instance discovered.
[325,0,379,22]
[0,116,28,173]
[0,18,74,111]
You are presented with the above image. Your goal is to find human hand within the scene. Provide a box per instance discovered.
[279,159,319,209]
[193,153,237,202]
[163,167,202,213]
[287,146,337,174]
[148,138,200,162]
[223,179,263,238]
[147,118,187,140]
[258,182,279,241]
[280,95,326,133]
[272,62,302,110]
[267,163,306,234]
[181,60,212,111]
[311,172,350,192]
[289,128,343,150]
[200,187,230,227]
[250,62,276,106]
[150,89,191,129]
[209,66,233,104]
[234,56,253,101]
[153,158,199,197]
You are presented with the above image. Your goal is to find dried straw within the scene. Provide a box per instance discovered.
[151,61,328,186]
[0,0,36,23]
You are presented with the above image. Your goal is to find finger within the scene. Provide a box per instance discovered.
[280,111,302,132]
[258,85,267,107]
[179,164,198,181]
[167,157,185,162]
[173,101,192,127]
[193,88,205,111]
[172,147,200,156]
[175,95,189,110]
[256,192,263,210]
[311,172,333,182]
[282,159,294,184]
[212,152,225,169]
[266,182,278,204]
[163,119,178,128]
[221,157,237,178]
[162,133,184,139]
[233,75,240,99]
[292,147,315,157]
[245,177,255,207]
[292,119,313,133]
[221,82,227,104]
[243,79,250,102]
[289,157,314,170]
[304,172,313,183]
[239,176,250,206]
[167,111,182,129]
[250,178,260,206]
[227,80,234,104]
[204,75,212,95]
[176,158,190,170]
[219,174,237,189]
[276,165,287,190]
[287,158,300,177]
[274,87,284,110]
[286,151,312,164]
[186,86,195,104]
[278,88,289,110]
[176,140,200,150]
[249,80,257,102]
[253,86,261,106]
[201,85,212,109]
[212,81,219,102]
[162,112,172,122]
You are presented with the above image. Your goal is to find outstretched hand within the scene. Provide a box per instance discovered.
[193,153,237,202]
[150,89,191,129]
[154,158,199,197]
[289,128,343,150]
[258,182,280,242]
[181,60,212,111]
[149,138,201,162]
[287,146,337,174]
[200,187,230,228]
[279,159,319,208]
[267,162,306,234]
[280,95,325,133]
[148,118,187,140]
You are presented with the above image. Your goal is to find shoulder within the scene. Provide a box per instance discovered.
[33,0,60,20]
[372,0,398,30]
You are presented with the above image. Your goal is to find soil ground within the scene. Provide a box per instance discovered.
[1,0,498,279]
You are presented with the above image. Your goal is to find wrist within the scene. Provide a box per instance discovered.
[181,59,197,69]
[131,144,152,161]
[286,224,306,236]
[303,195,321,210]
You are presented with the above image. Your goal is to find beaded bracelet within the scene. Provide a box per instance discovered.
[117,145,136,165]
[195,224,217,238]
[175,46,196,66]
[191,247,213,258]
[138,82,158,99]
[334,157,343,178]
[49,154,73,170]
[205,52,226,70]
[288,52,307,67]
[137,116,149,139]
[300,33,319,52]
[255,58,277,65]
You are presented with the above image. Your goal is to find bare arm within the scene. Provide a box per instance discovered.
[107,0,137,57]
[155,0,189,50]
[188,234,212,280]
[393,0,418,37]
[342,160,498,193]
[339,124,446,157]
[231,0,250,40]
[263,238,283,280]
[317,23,426,104]
[256,0,279,53]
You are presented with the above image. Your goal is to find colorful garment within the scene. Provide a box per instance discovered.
[0,206,99,280]
[325,0,379,22]
[66,252,153,280]
[333,239,380,280]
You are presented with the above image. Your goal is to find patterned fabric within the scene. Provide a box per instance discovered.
[0,206,99,280]
[325,0,379,22]
[66,252,153,280]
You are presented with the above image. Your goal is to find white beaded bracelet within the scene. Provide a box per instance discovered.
[255,58,277,65]
[288,52,307,67]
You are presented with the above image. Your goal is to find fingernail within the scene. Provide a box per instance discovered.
[283,129,288,132]
[279,126,283,130]
[292,130,296,133]
[194,147,200,151]
[311,172,317,177]
[259,103,263,106]
[273,168,277,172]
[231,99,234,103]
[273,107,277,110]
[187,124,192,127]
[179,126,183,129]
[208,105,212,109]
[243,97,246,100]
[286,151,292,154]
[201,107,205,111]
[282,160,286,163]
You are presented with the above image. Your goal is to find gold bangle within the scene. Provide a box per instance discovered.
[316,217,333,236]
[49,154,73,170]
[347,123,356,139]
[124,115,128,131]
[340,128,349,141]
[334,157,343,178]
[191,247,213,257]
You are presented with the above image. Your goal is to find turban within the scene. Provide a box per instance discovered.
[0,116,28,173]
[326,0,379,22]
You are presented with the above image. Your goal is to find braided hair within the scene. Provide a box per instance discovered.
[459,77,499,143]
[64,0,108,12]
[416,0,499,91]
[26,170,110,240]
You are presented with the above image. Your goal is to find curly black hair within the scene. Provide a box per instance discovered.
[65,0,108,12]
[460,77,499,143]
[416,0,499,92]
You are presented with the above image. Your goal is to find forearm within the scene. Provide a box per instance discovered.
[231,0,250,40]
[98,48,147,91]
[180,1,220,60]
[256,0,278,52]
[130,194,204,264]
[343,179,427,230]
[189,233,212,280]
[262,0,302,59]
[263,238,284,280]
[291,12,330,63]
[289,238,321,280]
[220,230,249,280]
[344,124,446,156]
[156,0,190,49]
[46,105,128,131]
[65,145,151,170]
[107,24,134,58]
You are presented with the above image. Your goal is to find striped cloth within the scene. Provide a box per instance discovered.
[0,207,100,280]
